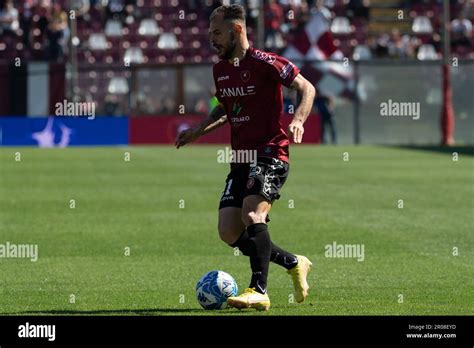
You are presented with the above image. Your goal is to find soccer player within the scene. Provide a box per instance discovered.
[176,4,316,311]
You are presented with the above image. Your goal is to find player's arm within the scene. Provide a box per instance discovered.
[175,104,227,149]
[200,104,228,135]
[288,74,316,143]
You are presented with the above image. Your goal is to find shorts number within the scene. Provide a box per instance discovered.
[224,179,233,196]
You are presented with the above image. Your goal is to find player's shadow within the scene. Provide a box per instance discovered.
[2,308,202,315]
[2,308,248,315]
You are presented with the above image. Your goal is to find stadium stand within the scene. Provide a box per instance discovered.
[0,0,473,64]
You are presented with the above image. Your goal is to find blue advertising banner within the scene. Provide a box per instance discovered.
[0,117,129,146]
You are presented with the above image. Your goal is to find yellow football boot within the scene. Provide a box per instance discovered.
[227,288,270,311]
[287,255,312,303]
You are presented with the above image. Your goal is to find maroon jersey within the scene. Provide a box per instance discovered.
[213,47,300,164]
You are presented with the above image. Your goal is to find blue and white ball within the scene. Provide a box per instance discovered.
[196,270,238,310]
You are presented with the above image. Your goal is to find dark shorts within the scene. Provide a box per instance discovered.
[218,156,289,210]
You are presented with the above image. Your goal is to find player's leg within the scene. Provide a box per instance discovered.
[227,158,293,310]
[218,164,275,261]
[217,166,246,245]
[219,206,301,271]
[240,195,313,298]
[239,196,312,304]
[218,167,270,310]
[217,207,244,245]
[220,207,302,270]
[242,158,300,277]
[227,194,272,310]
[221,159,312,308]
[241,194,272,295]
[217,164,295,267]
[232,158,312,306]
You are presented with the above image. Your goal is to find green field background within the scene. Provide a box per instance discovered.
[0,146,472,315]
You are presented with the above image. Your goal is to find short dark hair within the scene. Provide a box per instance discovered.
[210,4,246,23]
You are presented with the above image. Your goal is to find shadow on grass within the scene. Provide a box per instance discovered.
[0,308,251,315]
[388,145,474,156]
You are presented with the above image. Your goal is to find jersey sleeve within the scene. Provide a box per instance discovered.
[267,54,300,88]
[212,65,223,104]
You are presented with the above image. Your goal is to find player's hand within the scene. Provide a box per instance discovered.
[288,119,304,143]
[175,128,198,149]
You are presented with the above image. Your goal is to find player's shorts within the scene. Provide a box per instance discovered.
[218,156,289,210]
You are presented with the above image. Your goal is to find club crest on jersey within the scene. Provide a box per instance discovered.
[241,70,251,82]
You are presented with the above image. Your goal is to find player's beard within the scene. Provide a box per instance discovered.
[222,32,237,60]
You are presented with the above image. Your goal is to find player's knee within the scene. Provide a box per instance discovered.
[242,211,266,226]
[218,223,239,245]
[218,230,231,244]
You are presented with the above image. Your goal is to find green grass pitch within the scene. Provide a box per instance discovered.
[0,145,472,315]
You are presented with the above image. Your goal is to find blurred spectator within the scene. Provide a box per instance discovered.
[296,0,310,20]
[387,29,415,59]
[38,0,52,31]
[124,3,136,25]
[279,0,303,8]
[310,0,332,24]
[315,94,336,144]
[162,97,176,114]
[135,92,155,114]
[71,0,91,20]
[347,0,370,21]
[451,13,472,48]
[1,0,473,65]
[45,4,69,61]
[194,98,208,114]
[103,94,120,115]
[106,0,124,20]
[280,0,310,29]
[427,32,442,54]
[264,0,284,50]
[0,0,19,36]
[20,0,34,47]
[373,33,390,58]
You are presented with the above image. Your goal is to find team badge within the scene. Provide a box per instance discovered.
[241,70,250,82]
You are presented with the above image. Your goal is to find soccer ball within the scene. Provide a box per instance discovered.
[196,270,238,310]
